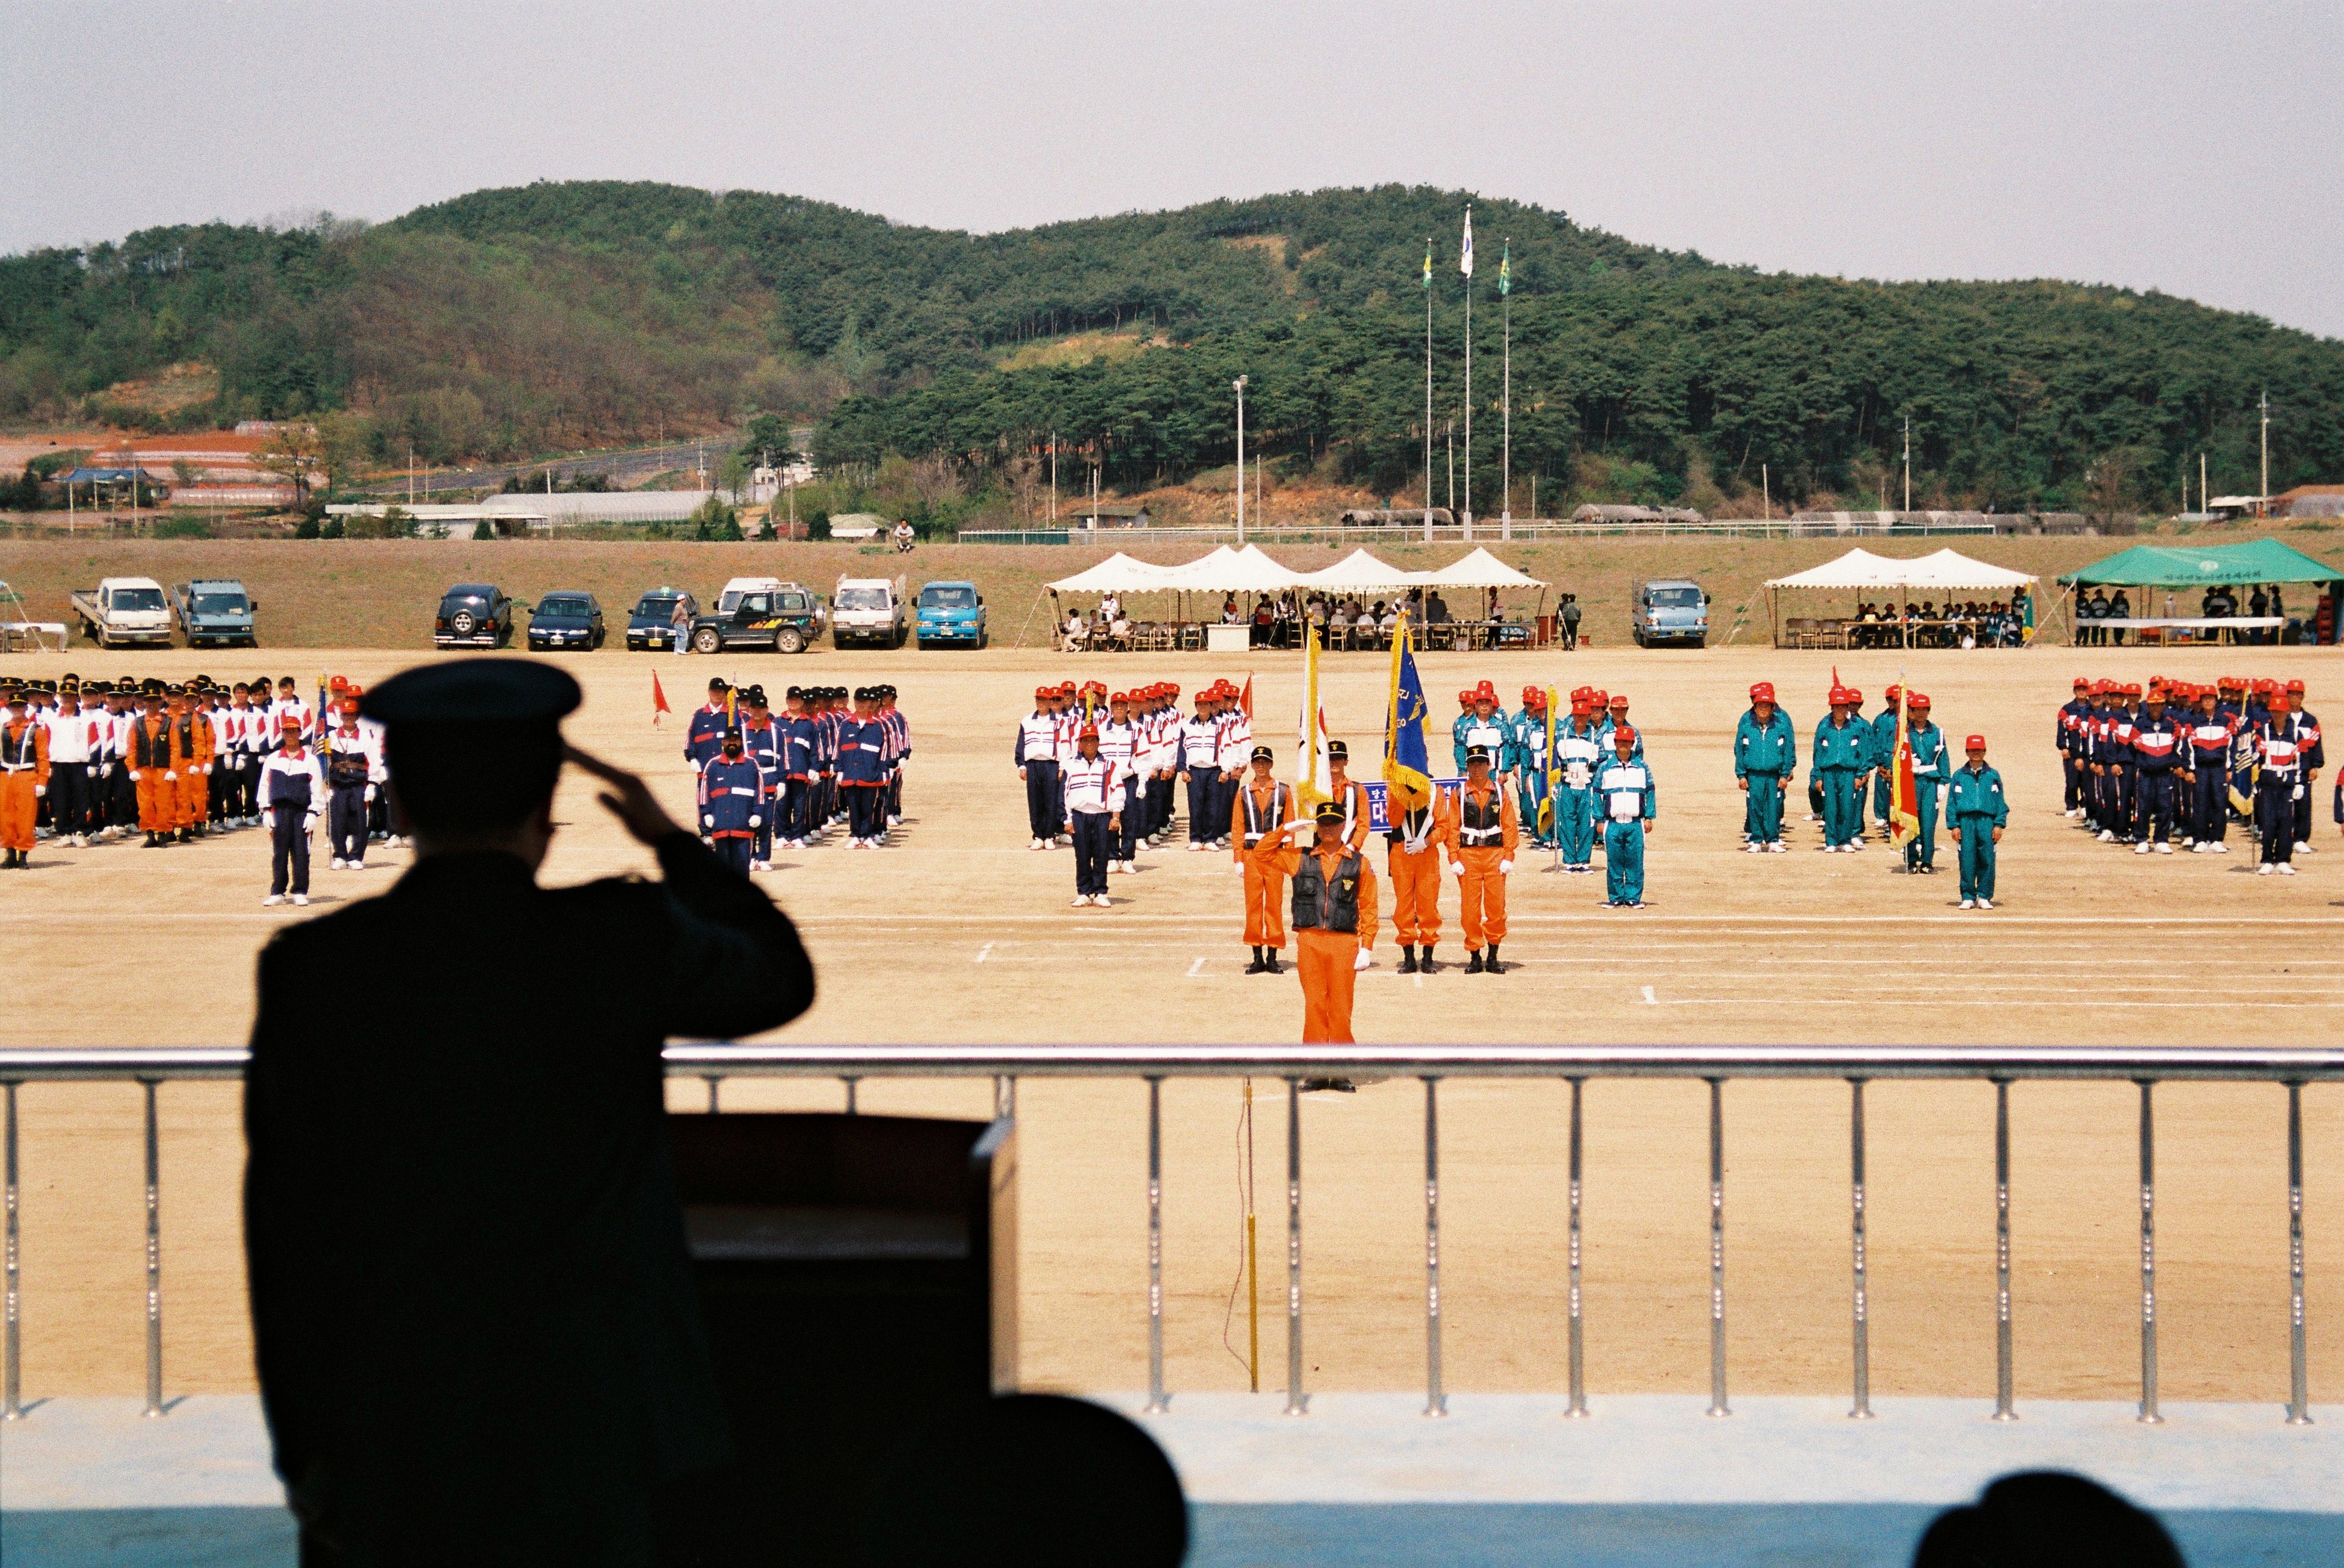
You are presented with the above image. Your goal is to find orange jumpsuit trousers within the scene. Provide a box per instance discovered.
[175,728,213,829]
[1296,931,1360,1043]
[0,734,45,851]
[1233,783,1292,950]
[1386,842,1443,946]
[1456,848,1509,950]
[135,768,173,832]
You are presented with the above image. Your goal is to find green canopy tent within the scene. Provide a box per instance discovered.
[2055,540,2343,643]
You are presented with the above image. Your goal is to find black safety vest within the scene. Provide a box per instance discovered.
[1290,849,1363,934]
[1240,782,1289,847]
[1457,788,1506,847]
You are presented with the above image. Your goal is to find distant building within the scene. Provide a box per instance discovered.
[827,512,888,540]
[1572,503,1707,525]
[1065,500,1151,529]
[328,490,720,534]
[2270,485,2344,520]
[91,432,273,483]
[1339,507,1455,527]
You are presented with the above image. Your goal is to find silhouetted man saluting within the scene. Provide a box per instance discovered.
[244,660,814,1566]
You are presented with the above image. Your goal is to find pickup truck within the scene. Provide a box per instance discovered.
[172,579,258,647]
[832,575,907,649]
[915,580,986,648]
[687,582,825,655]
[70,578,175,648]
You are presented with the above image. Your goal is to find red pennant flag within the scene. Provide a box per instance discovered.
[1240,675,1254,721]
[652,670,671,725]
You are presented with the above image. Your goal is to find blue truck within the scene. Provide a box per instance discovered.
[1630,578,1710,649]
[171,579,258,647]
[914,580,987,648]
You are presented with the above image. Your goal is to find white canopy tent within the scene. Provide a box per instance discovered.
[1419,546,1548,589]
[1041,552,1181,594]
[1765,547,2038,647]
[1298,549,1426,593]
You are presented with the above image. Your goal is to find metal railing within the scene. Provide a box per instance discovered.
[1,1044,2331,1426]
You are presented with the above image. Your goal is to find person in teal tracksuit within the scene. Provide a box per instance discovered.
[1733,681,1796,852]
[1901,692,1952,872]
[1948,734,2008,908]
[1550,694,1604,873]
[1451,690,1480,775]
[1813,687,1870,850]
[1455,685,1511,776]
[1870,685,1906,840]
[1510,687,1553,846]
[1596,726,1657,907]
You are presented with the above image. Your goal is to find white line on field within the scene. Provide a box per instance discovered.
[1642,985,1658,1005]
[975,942,993,964]
[1187,957,1207,978]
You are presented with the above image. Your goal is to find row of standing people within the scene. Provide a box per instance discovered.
[685,679,910,872]
[2055,675,2324,873]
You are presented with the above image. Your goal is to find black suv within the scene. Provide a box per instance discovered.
[626,588,699,650]
[525,590,605,652]
[687,585,824,655]
[433,584,514,648]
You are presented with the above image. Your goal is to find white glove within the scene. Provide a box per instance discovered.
[201,763,211,775]
[749,814,763,827]
[302,812,318,832]
[1498,859,1514,875]
[364,784,376,802]
[32,785,44,798]
[1451,859,1466,877]
[129,768,142,780]
[1353,948,1372,972]
[702,815,716,830]
[101,763,114,777]
[165,770,177,780]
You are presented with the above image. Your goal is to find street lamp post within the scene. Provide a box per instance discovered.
[1234,376,1248,544]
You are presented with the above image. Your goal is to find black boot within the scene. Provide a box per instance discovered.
[1466,950,1485,974]
[1419,943,1438,974]
[145,832,167,848]
[1397,945,1419,975]
[1245,946,1269,975]
[1263,949,1283,975]
[1484,941,1505,975]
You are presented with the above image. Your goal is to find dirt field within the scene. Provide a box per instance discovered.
[2,642,2337,1414]
[8,528,2341,649]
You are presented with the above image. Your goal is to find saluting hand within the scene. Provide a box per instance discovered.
[567,745,685,847]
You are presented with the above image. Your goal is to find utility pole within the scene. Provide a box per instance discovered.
[2260,389,2270,515]
[408,444,415,507]
[1902,415,1912,514]
[1423,236,1434,545]
[1500,237,1512,540]
[1234,376,1247,543]
[2200,452,2207,516]
[1446,421,1455,513]
[1049,431,1058,525]
[1762,463,1770,522]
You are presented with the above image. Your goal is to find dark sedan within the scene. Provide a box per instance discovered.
[525,590,605,652]
[626,588,698,650]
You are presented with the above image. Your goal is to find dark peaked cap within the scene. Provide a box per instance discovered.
[362,660,582,726]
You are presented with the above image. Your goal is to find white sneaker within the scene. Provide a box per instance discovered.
[1848,839,1863,851]
[2097,829,2115,843]
[1818,843,1835,852]
[1977,898,1993,910]
[2279,864,2299,876]
[1072,895,1092,908]
[1093,893,1112,907]
[1960,898,1976,909]
[2213,842,2230,854]
[290,894,308,907]
[2296,842,2313,856]
[1745,842,1764,853]
[2134,842,2151,855]
[1769,842,1788,853]
[262,893,285,907]
[329,857,346,870]
[2259,863,2275,876]
[2064,807,2080,818]
[1029,838,1045,851]
[2190,843,2206,854]
[2156,843,2173,855]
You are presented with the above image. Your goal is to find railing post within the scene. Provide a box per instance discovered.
[842,1076,860,1115]
[1283,1077,1305,1417]
[2137,1079,2162,1424]
[1993,1077,2016,1421]
[1423,1076,1446,1418]
[2287,1081,2313,1425]
[995,1075,1016,1121]
[1706,1077,1728,1418]
[140,1079,163,1419]
[1565,1076,1587,1418]
[1144,1076,1166,1413]
[703,1075,721,1114]
[1849,1077,1873,1419]
[3,1080,20,1421]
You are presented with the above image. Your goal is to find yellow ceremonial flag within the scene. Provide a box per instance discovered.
[1538,685,1558,835]
[1295,624,1333,813]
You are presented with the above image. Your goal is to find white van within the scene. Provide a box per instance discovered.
[831,575,907,649]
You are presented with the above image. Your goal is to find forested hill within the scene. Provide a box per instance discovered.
[2,179,2337,513]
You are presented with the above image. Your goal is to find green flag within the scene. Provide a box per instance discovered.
[1498,241,1511,296]
[1421,240,1432,291]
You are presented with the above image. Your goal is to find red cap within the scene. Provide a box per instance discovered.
[1034,686,1052,698]
[1908,692,1931,708]
[1111,691,1128,704]
[2124,682,2142,697]
[1829,686,1854,706]
[1885,683,1903,701]
[2073,677,2091,690]
[1457,689,1474,704]
[1750,682,1776,702]
[278,713,303,731]
[1474,680,1496,699]
[1078,725,1099,740]
[2287,679,2306,692]
[1845,688,1863,704]
[1612,725,1636,745]
[1965,734,1987,750]
[1522,685,1544,705]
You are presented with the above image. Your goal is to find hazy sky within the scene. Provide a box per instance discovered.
[9,1,2340,337]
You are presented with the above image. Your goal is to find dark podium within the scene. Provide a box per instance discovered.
[663,1110,1017,1565]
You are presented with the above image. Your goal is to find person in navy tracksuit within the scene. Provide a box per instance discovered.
[879,685,909,825]
[684,678,732,778]
[738,686,783,870]
[2127,690,2182,852]
[837,687,889,847]
[2057,677,2092,817]
[2185,688,2236,853]
[779,688,818,847]
[2286,679,2321,853]
[698,728,763,875]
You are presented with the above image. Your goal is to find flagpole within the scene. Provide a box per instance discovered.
[1461,208,1474,541]
[1424,238,1435,546]
[1501,238,1511,541]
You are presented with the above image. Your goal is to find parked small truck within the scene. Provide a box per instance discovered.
[70,577,175,648]
[172,579,258,647]
[831,575,908,649]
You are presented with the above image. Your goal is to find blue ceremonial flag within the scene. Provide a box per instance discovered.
[1383,614,1433,812]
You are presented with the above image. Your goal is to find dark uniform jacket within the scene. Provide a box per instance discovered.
[245,834,815,1566]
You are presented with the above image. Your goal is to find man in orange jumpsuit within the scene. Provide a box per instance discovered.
[1230,744,1294,973]
[1,688,51,869]
[128,692,178,848]
[1445,743,1521,974]
[1321,740,1372,851]
[1383,769,1452,974]
[172,688,215,840]
[1256,800,1379,1042]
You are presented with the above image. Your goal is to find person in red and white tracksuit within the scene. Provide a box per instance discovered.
[39,688,101,845]
[1061,726,1125,908]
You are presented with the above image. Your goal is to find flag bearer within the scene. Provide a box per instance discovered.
[1322,740,1372,851]
[1813,687,1869,851]
[1949,735,2007,909]
[1061,725,1123,908]
[2253,692,2308,876]
[0,690,48,870]
[2187,686,2236,853]
[259,714,324,907]
[1509,686,1553,845]
[1384,773,1449,975]
[697,728,763,875]
[1445,744,1519,974]
[1901,693,1950,873]
[1551,692,1603,873]
[2128,687,2183,854]
[322,699,384,869]
[1871,685,1906,840]
[1597,726,1657,908]
[1258,800,1380,1043]
[1733,682,1794,853]
[1233,745,1294,974]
